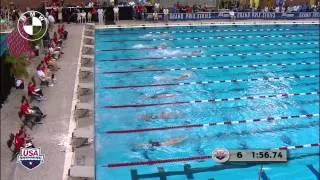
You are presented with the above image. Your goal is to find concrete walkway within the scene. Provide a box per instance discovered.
[1,24,84,180]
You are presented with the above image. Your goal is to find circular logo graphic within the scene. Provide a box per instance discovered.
[212,148,230,163]
[17,11,48,41]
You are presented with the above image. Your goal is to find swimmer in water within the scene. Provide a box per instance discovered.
[174,73,191,80]
[136,65,155,70]
[154,73,191,81]
[191,50,202,55]
[134,136,187,149]
[140,110,181,121]
[145,92,176,99]
[155,43,168,49]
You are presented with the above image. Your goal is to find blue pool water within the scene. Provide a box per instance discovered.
[95,24,320,180]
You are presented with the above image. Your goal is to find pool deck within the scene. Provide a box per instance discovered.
[0,24,84,180]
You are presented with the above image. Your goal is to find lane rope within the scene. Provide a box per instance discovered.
[106,114,319,134]
[100,50,319,62]
[105,143,320,167]
[102,61,319,75]
[101,33,317,42]
[105,74,319,89]
[97,41,319,52]
[104,91,320,109]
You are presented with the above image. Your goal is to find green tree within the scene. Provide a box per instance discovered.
[4,52,30,78]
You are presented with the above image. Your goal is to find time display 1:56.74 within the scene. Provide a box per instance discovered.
[251,151,284,159]
[229,150,287,162]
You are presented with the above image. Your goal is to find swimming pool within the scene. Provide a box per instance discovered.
[95,24,320,180]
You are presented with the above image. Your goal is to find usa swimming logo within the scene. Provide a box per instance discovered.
[17,148,45,170]
[212,148,230,163]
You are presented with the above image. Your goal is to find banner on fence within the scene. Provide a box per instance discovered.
[164,12,320,20]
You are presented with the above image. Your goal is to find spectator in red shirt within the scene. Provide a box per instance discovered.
[53,32,62,46]
[186,5,192,13]
[11,131,25,161]
[14,133,24,150]
[28,77,45,101]
[57,24,64,36]
[18,125,34,148]
[138,5,144,14]
[19,96,46,120]
[91,7,97,16]
[11,125,33,161]
[135,5,140,19]
[57,24,68,40]
[44,52,59,71]
[61,24,68,39]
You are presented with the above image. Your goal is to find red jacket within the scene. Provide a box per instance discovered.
[91,8,97,15]
[44,55,51,64]
[58,27,63,34]
[14,134,25,151]
[20,102,30,115]
[27,83,36,96]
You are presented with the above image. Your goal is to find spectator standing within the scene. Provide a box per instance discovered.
[132,6,136,20]
[76,9,81,23]
[134,5,140,20]
[128,1,136,20]
[57,6,63,23]
[154,1,160,13]
[113,5,119,23]
[91,7,97,22]
[87,10,92,23]
[135,4,143,20]
[153,11,158,22]
[97,8,104,24]
[176,2,181,12]
[229,10,236,21]
[143,6,148,20]
[81,10,86,23]
[48,14,55,30]
[163,8,169,23]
